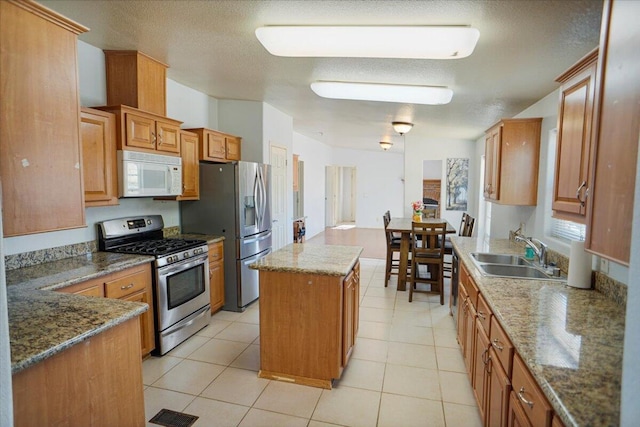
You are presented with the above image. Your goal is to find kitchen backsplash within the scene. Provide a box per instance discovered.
[4,240,97,271]
[5,226,183,271]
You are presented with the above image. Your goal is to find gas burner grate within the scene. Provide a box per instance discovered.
[149,408,198,427]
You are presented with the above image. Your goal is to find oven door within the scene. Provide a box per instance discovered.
[156,253,210,332]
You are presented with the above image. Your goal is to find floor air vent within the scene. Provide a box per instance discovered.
[149,408,199,427]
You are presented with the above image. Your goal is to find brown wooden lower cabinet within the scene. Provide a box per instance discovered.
[57,263,154,357]
[208,241,225,313]
[12,318,145,427]
[508,390,531,427]
[473,317,490,421]
[258,261,360,389]
[511,353,553,427]
[486,346,511,427]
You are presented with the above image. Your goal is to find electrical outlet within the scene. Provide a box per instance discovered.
[600,258,609,274]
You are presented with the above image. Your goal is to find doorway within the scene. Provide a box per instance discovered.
[325,166,356,228]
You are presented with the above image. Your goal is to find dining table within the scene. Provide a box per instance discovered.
[386,217,457,291]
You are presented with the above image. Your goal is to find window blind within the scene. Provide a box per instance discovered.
[550,217,586,242]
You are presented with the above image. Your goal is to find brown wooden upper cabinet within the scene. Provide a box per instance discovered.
[185,128,242,162]
[96,105,182,156]
[81,108,119,207]
[0,1,88,237]
[552,49,598,223]
[483,118,542,205]
[585,0,639,265]
[104,50,168,116]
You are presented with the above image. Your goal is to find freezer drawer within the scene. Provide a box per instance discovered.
[237,248,272,309]
[238,230,272,259]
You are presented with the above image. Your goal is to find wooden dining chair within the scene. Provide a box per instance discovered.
[383,213,402,287]
[409,221,447,304]
[444,213,475,278]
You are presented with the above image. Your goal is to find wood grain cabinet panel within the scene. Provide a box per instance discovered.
[552,49,598,222]
[486,346,511,427]
[179,130,200,199]
[186,128,242,162]
[258,261,360,389]
[208,242,225,313]
[484,118,542,205]
[12,318,145,427]
[0,0,88,237]
[585,0,640,265]
[81,108,119,207]
[510,353,553,427]
[104,50,168,116]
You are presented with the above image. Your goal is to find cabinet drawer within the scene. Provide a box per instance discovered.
[208,242,223,262]
[476,293,492,336]
[511,353,553,427]
[489,316,514,376]
[104,269,149,299]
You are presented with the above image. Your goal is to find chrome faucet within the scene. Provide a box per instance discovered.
[515,235,548,267]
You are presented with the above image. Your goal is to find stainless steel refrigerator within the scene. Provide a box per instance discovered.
[180,161,272,312]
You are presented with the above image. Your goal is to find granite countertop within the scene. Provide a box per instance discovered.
[249,243,363,276]
[6,252,154,374]
[451,237,624,427]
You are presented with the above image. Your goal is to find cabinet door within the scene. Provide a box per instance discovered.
[125,112,156,150]
[464,299,477,380]
[225,136,241,161]
[486,347,511,427]
[209,260,225,313]
[585,0,640,265]
[473,318,490,421]
[156,119,180,154]
[179,131,200,200]
[484,128,501,200]
[456,285,468,349]
[122,289,155,357]
[81,108,119,207]
[204,131,226,160]
[508,390,532,427]
[342,268,356,366]
[0,1,87,237]
[553,51,597,220]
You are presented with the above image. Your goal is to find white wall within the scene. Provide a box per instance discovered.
[405,136,477,230]
[292,132,332,239]
[218,100,264,163]
[166,79,211,128]
[331,148,404,228]
[423,160,442,180]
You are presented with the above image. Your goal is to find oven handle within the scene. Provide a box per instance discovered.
[159,254,209,275]
[159,305,210,337]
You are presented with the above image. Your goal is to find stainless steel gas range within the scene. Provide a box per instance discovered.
[98,215,210,355]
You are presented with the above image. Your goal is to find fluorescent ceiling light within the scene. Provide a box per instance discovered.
[255,26,480,59]
[310,81,453,105]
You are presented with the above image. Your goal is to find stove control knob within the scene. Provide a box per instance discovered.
[184,251,189,259]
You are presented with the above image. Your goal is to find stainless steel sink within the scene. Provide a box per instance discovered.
[479,264,553,279]
[469,252,566,282]
[471,253,530,266]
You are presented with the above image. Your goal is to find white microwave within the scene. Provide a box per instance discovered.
[117,150,182,197]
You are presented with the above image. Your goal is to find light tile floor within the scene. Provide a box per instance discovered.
[142,258,482,427]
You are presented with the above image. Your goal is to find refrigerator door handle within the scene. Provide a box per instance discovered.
[253,169,261,225]
[243,230,272,245]
[258,167,267,228]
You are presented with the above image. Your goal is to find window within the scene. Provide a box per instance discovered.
[550,217,586,242]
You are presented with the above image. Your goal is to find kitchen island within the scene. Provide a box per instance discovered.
[250,243,363,389]
[451,237,624,427]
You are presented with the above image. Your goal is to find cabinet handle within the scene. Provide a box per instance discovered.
[158,131,163,145]
[477,310,486,320]
[120,283,134,290]
[517,387,535,409]
[151,132,156,144]
[576,181,587,206]
[491,338,504,351]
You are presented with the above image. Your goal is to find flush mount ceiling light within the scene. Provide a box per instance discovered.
[255,26,480,59]
[310,81,452,105]
[379,141,393,151]
[392,122,414,135]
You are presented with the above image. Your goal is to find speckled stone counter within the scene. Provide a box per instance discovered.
[249,243,363,276]
[451,237,624,427]
[6,252,154,374]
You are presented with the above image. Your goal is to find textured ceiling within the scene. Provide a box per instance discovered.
[40,0,603,153]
